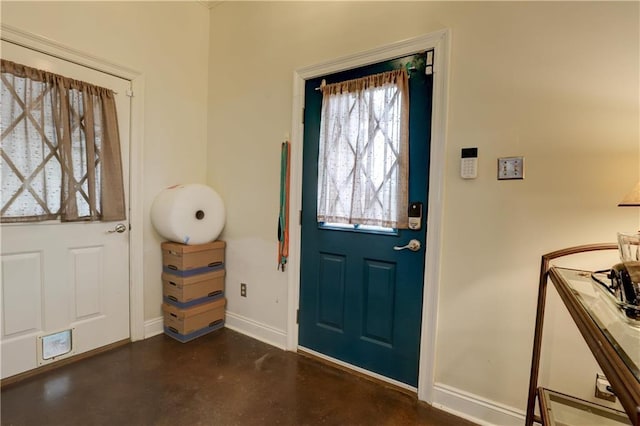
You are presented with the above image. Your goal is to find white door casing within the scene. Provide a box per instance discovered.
[0,23,146,343]
[0,41,131,379]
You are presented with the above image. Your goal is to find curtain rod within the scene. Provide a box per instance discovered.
[314,66,416,91]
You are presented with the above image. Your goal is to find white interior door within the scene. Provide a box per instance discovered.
[0,41,131,379]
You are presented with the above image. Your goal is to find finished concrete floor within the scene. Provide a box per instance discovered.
[1,328,476,425]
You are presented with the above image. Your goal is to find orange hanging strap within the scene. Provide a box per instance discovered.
[278,141,291,271]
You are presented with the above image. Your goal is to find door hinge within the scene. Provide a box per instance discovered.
[302,107,305,124]
[425,50,434,75]
[296,309,299,324]
[426,50,434,66]
[126,89,134,97]
[299,210,302,226]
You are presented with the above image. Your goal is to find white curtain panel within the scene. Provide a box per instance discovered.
[316,69,409,228]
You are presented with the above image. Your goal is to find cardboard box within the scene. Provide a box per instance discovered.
[161,241,225,276]
[163,321,224,343]
[163,298,226,343]
[163,269,225,308]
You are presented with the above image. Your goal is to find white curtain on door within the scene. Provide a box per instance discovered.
[316,69,410,229]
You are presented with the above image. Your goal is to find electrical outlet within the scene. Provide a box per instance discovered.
[240,283,247,298]
[595,373,616,402]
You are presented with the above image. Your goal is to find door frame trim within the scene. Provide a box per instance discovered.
[288,29,451,403]
[1,24,146,342]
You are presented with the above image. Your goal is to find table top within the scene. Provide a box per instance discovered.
[539,388,631,426]
[552,267,640,382]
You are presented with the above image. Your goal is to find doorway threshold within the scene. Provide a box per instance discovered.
[297,346,418,397]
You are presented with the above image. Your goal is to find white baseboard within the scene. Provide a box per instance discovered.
[144,316,164,339]
[224,311,287,350]
[143,311,288,350]
[432,383,524,426]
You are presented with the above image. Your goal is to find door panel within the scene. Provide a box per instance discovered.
[2,252,42,336]
[317,253,346,331]
[72,246,103,319]
[362,259,396,345]
[299,53,433,386]
[0,41,131,379]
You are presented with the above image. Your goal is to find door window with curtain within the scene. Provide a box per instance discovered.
[0,59,125,223]
[316,68,410,231]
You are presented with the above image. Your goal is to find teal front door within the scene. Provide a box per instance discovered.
[299,52,434,386]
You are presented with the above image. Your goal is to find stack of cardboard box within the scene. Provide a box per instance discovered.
[161,240,226,342]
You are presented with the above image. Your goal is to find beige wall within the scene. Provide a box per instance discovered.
[1,1,210,321]
[208,1,639,419]
[2,0,637,421]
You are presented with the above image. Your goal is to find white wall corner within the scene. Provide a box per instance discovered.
[199,1,223,10]
[432,383,525,426]
[286,71,305,352]
[225,311,288,350]
[128,73,146,342]
[144,316,164,339]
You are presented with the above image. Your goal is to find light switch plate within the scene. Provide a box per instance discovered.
[498,156,524,180]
